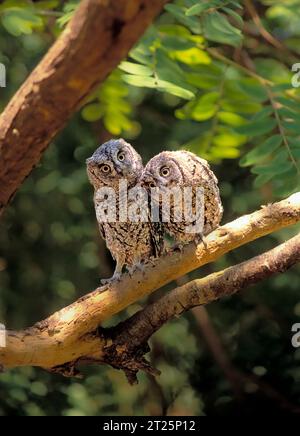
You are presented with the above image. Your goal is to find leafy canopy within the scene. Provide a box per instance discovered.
[1,0,300,197]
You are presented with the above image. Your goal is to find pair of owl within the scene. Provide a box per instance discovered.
[86,138,223,283]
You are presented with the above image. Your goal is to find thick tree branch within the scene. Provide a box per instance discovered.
[0,193,300,375]
[97,231,300,383]
[115,231,300,353]
[0,0,169,215]
[84,230,300,384]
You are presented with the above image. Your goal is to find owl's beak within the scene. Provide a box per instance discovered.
[116,166,124,175]
[141,174,156,188]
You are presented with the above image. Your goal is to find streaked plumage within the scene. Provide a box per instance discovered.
[141,150,223,246]
[86,138,161,282]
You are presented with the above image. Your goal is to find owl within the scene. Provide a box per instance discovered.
[86,138,161,282]
[141,150,223,246]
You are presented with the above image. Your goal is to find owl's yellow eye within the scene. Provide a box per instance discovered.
[100,164,111,173]
[117,151,125,161]
[160,166,170,177]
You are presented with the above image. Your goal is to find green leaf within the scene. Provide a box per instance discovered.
[272,176,299,197]
[81,103,103,122]
[156,49,186,81]
[113,99,131,114]
[176,92,220,121]
[250,151,292,175]
[210,146,241,159]
[119,62,153,76]
[123,74,194,100]
[103,114,122,135]
[164,4,202,34]
[122,74,158,88]
[57,11,74,28]
[99,85,128,99]
[280,115,300,132]
[279,107,300,123]
[253,173,273,188]
[159,35,195,51]
[213,131,247,147]
[85,70,134,134]
[222,99,262,114]
[57,0,79,28]
[155,50,196,97]
[170,48,211,65]
[240,135,282,166]
[221,7,243,27]
[229,1,243,9]
[237,79,268,102]
[34,1,59,9]
[158,80,195,100]
[235,117,276,136]
[199,92,220,104]
[277,96,300,112]
[157,24,191,37]
[282,120,300,134]
[217,111,246,127]
[176,105,213,121]
[185,3,212,16]
[252,107,273,121]
[272,83,294,92]
[203,11,243,47]
[187,91,219,120]
[185,64,222,89]
[103,110,133,135]
[186,72,220,89]
[62,0,79,13]
[254,58,291,84]
[2,8,43,36]
[130,46,152,65]
[290,138,300,151]
[290,147,300,159]
[251,160,293,176]
[0,1,28,11]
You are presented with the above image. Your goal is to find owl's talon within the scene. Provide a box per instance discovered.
[148,257,158,267]
[101,273,122,285]
[128,262,146,276]
[194,234,207,249]
[174,243,185,252]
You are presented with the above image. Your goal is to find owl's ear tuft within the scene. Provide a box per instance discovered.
[86,157,94,165]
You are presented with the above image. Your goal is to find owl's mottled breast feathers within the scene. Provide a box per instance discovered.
[141,150,223,244]
[86,139,162,282]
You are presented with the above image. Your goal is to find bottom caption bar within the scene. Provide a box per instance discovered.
[101,417,202,433]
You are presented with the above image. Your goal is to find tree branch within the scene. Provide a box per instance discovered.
[0,193,300,376]
[0,0,169,216]
[109,231,300,351]
[244,0,285,51]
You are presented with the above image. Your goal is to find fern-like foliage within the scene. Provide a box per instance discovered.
[1,0,300,196]
[116,0,300,196]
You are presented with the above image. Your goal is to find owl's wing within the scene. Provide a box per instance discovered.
[146,189,165,257]
[98,223,106,240]
[179,151,223,232]
[178,150,218,185]
[149,220,165,258]
[93,192,106,241]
